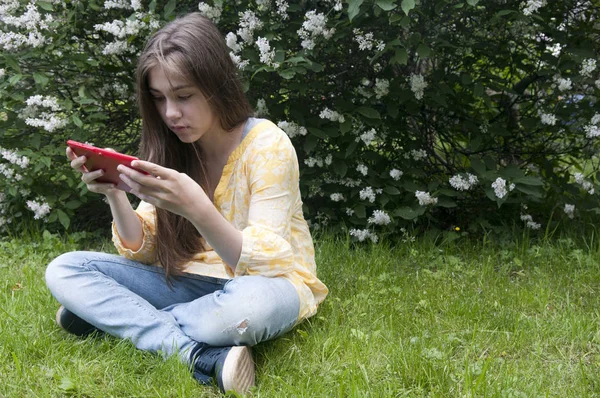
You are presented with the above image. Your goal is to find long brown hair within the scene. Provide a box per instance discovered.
[136,13,253,280]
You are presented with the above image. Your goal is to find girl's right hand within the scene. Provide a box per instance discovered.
[67,147,123,197]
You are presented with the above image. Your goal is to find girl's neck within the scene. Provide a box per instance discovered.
[199,120,246,166]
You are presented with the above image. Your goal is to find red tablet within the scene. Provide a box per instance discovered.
[67,140,147,192]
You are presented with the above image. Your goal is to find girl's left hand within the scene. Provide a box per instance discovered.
[117,160,210,219]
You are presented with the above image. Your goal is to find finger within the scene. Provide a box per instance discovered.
[118,164,164,189]
[104,148,117,152]
[118,171,145,194]
[81,169,105,184]
[130,160,173,179]
[70,155,87,171]
[87,182,117,193]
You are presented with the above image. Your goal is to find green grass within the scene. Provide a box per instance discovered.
[1,230,600,397]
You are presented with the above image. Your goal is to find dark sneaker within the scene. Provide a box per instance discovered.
[55,305,99,336]
[191,343,255,394]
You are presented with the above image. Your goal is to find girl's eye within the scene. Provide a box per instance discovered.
[178,95,192,101]
[152,96,165,102]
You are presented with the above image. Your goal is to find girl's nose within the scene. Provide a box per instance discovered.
[165,99,182,119]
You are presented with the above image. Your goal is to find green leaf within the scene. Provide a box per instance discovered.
[308,127,328,139]
[278,69,296,79]
[375,0,397,11]
[470,157,486,175]
[401,0,415,15]
[417,43,431,58]
[466,0,479,6]
[163,0,176,19]
[345,140,359,158]
[496,9,515,16]
[384,186,401,195]
[4,55,21,73]
[71,115,83,128]
[304,134,318,153]
[348,0,364,21]
[57,209,70,229]
[473,83,484,97]
[513,176,544,186]
[59,376,76,392]
[515,184,543,198]
[436,197,457,208]
[354,205,366,218]
[395,206,425,220]
[33,72,49,87]
[8,74,22,85]
[390,48,408,65]
[37,1,54,11]
[356,107,381,119]
[65,200,82,209]
[333,161,347,177]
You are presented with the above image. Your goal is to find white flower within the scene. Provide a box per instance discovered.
[346,207,355,216]
[368,210,391,225]
[415,191,437,206]
[275,0,289,19]
[359,186,377,203]
[374,78,389,99]
[410,74,427,100]
[226,32,242,53]
[237,10,263,45]
[0,69,4,79]
[229,52,249,70]
[352,28,384,52]
[1,147,29,168]
[256,99,268,116]
[521,0,546,16]
[574,172,594,194]
[102,40,130,55]
[356,163,368,176]
[330,193,345,202]
[553,75,572,92]
[595,79,600,90]
[410,149,427,161]
[359,128,377,145]
[581,58,597,78]
[319,107,345,123]
[491,177,508,199]
[521,214,541,229]
[255,37,278,68]
[20,96,68,132]
[546,43,563,57]
[349,228,378,243]
[449,173,478,191]
[198,1,223,23]
[304,156,323,168]
[564,204,575,219]
[539,111,557,126]
[298,10,334,50]
[390,169,403,181]
[277,120,307,138]
[26,199,51,220]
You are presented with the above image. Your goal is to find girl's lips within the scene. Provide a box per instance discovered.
[171,125,188,132]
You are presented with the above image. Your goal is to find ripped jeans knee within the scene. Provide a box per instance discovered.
[166,276,300,347]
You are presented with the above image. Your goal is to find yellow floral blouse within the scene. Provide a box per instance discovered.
[112,120,328,322]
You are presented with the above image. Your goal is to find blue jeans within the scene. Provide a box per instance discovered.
[45,251,300,364]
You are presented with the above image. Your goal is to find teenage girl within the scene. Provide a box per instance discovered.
[45,12,328,394]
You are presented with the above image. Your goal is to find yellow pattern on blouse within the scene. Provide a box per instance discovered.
[112,120,328,321]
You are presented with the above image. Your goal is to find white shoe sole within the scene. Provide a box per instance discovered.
[220,346,255,394]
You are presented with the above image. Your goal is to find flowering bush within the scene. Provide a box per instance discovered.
[1,0,599,240]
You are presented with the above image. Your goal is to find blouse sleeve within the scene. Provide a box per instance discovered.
[234,132,299,277]
[111,200,158,264]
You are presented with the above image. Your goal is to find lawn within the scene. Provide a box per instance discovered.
[1,230,599,397]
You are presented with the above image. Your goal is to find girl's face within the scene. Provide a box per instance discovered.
[148,67,219,143]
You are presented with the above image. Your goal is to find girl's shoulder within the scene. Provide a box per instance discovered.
[244,118,294,153]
